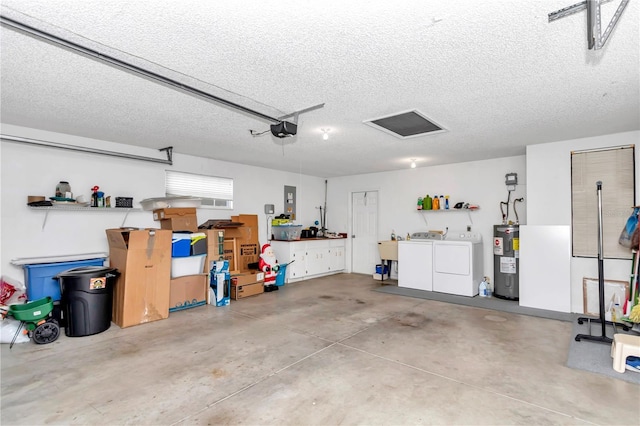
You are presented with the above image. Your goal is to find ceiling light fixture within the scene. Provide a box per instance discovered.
[410,159,417,169]
[321,128,330,140]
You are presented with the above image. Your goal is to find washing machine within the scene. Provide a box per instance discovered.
[398,236,434,291]
[432,231,483,297]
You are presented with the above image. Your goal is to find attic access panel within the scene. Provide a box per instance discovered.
[363,110,446,139]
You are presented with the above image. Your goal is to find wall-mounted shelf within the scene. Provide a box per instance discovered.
[417,208,478,226]
[29,205,142,229]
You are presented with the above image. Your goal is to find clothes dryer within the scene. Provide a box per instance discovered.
[432,231,483,297]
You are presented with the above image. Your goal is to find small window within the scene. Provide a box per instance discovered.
[165,170,233,209]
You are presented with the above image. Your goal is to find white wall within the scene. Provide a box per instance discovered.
[526,130,639,313]
[0,124,326,281]
[325,156,528,280]
[3,124,637,315]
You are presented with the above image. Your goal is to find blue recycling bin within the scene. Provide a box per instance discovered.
[275,263,288,286]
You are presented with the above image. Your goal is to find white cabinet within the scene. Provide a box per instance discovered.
[329,240,345,272]
[306,244,329,276]
[288,248,307,279]
[271,239,346,283]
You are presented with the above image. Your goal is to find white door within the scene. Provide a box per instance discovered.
[351,191,378,274]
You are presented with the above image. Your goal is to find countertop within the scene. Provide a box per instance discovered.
[272,237,346,242]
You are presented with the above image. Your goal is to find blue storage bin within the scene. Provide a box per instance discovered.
[172,233,192,257]
[23,258,106,302]
[375,264,389,275]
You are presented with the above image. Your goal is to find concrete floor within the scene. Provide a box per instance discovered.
[2,273,639,425]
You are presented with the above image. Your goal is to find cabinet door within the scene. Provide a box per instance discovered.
[306,246,329,276]
[329,245,345,271]
[289,249,307,278]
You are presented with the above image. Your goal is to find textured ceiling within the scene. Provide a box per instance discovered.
[1,0,638,177]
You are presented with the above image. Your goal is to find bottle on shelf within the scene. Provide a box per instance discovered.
[391,230,396,241]
[439,195,445,210]
[445,195,450,210]
[91,185,99,207]
[406,232,411,240]
[432,196,439,210]
[417,197,423,210]
[423,195,432,210]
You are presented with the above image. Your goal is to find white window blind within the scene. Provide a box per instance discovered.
[571,145,635,259]
[165,170,233,209]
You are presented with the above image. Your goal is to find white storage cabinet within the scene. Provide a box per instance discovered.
[271,239,346,283]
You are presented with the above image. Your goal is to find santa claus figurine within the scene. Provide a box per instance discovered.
[259,243,280,292]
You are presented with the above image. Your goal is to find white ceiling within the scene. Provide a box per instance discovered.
[1,1,638,178]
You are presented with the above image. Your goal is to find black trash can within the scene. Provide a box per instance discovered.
[56,266,119,337]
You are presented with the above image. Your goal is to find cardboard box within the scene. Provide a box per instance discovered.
[231,271,265,286]
[231,281,264,300]
[231,214,259,244]
[220,226,252,242]
[160,216,198,233]
[206,230,236,272]
[169,274,207,312]
[236,242,260,272]
[153,208,197,220]
[106,228,172,328]
[211,260,230,307]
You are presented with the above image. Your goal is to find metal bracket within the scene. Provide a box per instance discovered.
[159,146,173,163]
[549,0,629,50]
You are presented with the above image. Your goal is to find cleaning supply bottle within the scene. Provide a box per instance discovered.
[439,195,445,210]
[485,277,492,298]
[479,278,488,297]
[445,195,450,210]
[424,195,432,210]
[406,232,411,240]
[391,230,396,241]
[432,196,439,210]
[91,186,99,207]
[417,197,423,210]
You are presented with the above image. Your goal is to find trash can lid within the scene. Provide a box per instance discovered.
[55,266,118,278]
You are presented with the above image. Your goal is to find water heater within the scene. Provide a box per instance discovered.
[493,224,519,300]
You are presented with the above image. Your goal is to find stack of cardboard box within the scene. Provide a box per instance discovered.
[203,214,264,300]
[153,208,207,312]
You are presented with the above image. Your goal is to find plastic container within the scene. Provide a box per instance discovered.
[55,181,71,198]
[423,195,432,210]
[115,197,133,208]
[375,264,389,275]
[272,225,303,241]
[479,279,488,297]
[56,266,119,337]
[172,233,192,257]
[171,254,206,278]
[22,258,106,301]
[190,233,207,255]
[275,263,288,286]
